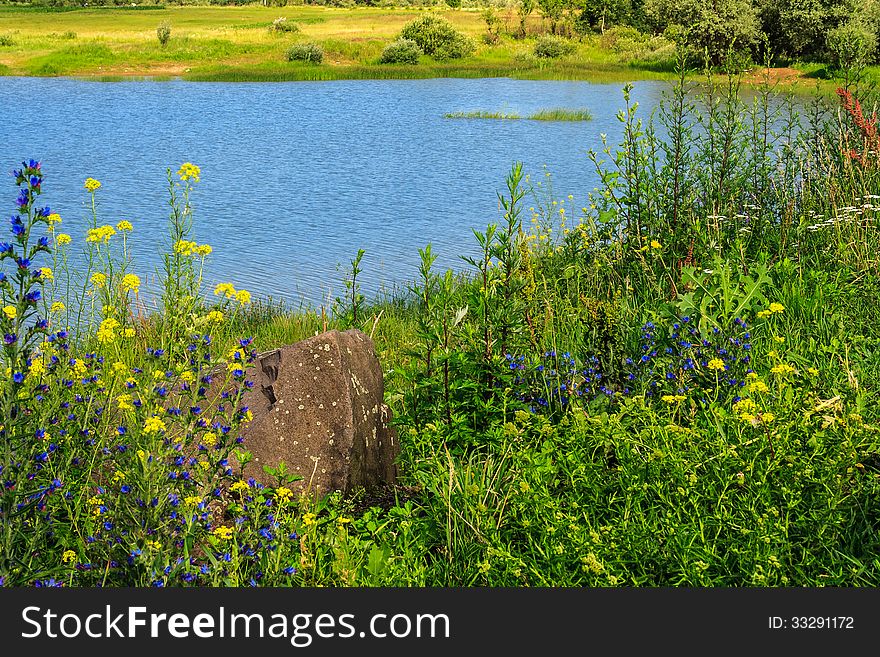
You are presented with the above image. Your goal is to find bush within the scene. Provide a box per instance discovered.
[398,14,475,60]
[826,20,877,72]
[156,20,171,47]
[269,17,300,35]
[534,34,576,58]
[379,38,423,65]
[286,42,324,64]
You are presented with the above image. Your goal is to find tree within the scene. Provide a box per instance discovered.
[644,0,759,66]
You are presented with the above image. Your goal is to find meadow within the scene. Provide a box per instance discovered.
[0,4,740,82]
[1,51,879,587]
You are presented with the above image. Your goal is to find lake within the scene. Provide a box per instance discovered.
[1,76,672,310]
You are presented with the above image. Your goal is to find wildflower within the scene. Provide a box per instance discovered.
[84,178,101,192]
[39,267,53,281]
[62,550,77,565]
[50,301,65,314]
[3,306,16,320]
[117,394,134,411]
[302,512,317,527]
[214,283,236,298]
[770,363,797,376]
[769,303,785,314]
[86,225,115,243]
[121,274,140,292]
[773,335,785,343]
[748,380,770,394]
[178,162,201,182]
[213,526,233,541]
[230,480,250,495]
[336,516,351,525]
[96,318,120,344]
[206,310,224,323]
[661,394,687,403]
[28,357,46,377]
[174,240,197,256]
[143,416,167,435]
[116,220,133,232]
[195,244,212,257]
[47,213,62,225]
[650,240,661,249]
[275,487,294,503]
[56,233,71,245]
[123,328,135,338]
[707,358,726,371]
[90,272,107,287]
[807,367,819,376]
[202,431,217,448]
[761,412,775,423]
[235,289,251,305]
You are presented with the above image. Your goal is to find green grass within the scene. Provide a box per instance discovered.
[444,108,593,121]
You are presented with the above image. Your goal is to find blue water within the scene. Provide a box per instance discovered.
[0,76,671,309]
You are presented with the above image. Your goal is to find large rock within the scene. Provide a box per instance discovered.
[234,329,399,496]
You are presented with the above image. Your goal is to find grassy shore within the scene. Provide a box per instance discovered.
[0,4,801,84]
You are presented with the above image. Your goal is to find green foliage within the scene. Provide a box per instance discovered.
[533,34,576,58]
[156,19,171,47]
[644,0,759,66]
[826,20,877,74]
[378,38,422,65]
[398,14,475,60]
[286,41,324,64]
[268,16,300,35]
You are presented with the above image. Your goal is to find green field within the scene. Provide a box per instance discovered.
[0,5,726,82]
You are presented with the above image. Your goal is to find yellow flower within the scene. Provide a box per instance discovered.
[748,380,770,394]
[84,177,101,192]
[112,361,128,374]
[183,496,201,508]
[661,394,686,403]
[195,244,213,257]
[86,225,116,244]
[177,162,201,182]
[146,540,161,551]
[202,431,217,448]
[47,213,62,225]
[56,233,71,245]
[336,516,351,525]
[123,327,135,338]
[3,305,17,320]
[90,272,107,287]
[116,220,133,232]
[757,310,772,319]
[179,370,194,383]
[761,412,775,423]
[302,512,317,527]
[769,303,785,314]
[62,550,77,565]
[770,363,797,376]
[213,282,236,298]
[213,526,233,541]
[773,335,785,343]
[230,480,250,495]
[206,310,224,323]
[111,470,125,484]
[174,240,197,256]
[144,416,167,434]
[121,273,140,292]
[39,267,53,282]
[275,487,294,502]
[807,367,819,376]
[50,301,65,314]
[650,240,661,249]
[28,357,46,377]
[96,317,120,344]
[235,289,251,305]
[707,358,726,371]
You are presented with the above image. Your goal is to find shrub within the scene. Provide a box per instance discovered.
[826,20,877,72]
[286,42,324,64]
[533,34,576,58]
[156,20,171,47]
[398,14,475,59]
[379,38,423,64]
[269,17,300,35]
